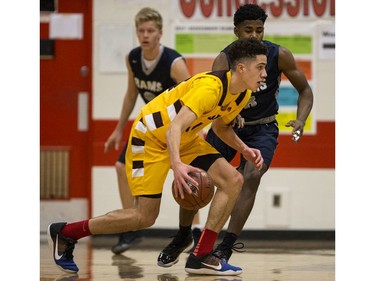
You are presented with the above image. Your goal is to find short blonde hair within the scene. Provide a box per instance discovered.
[135,7,163,30]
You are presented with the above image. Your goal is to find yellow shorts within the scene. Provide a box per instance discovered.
[125,117,220,196]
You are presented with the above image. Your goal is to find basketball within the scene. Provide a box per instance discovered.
[172,170,214,210]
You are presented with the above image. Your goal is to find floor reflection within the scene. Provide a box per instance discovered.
[40,237,334,281]
[112,254,144,279]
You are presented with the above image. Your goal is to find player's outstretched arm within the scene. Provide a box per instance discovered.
[279,46,313,142]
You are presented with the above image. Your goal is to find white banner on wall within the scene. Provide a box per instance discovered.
[98,24,135,73]
[49,13,83,39]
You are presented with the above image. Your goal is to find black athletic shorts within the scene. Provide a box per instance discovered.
[117,141,128,164]
[205,121,279,169]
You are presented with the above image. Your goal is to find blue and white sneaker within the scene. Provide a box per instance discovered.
[47,222,79,273]
[185,253,242,275]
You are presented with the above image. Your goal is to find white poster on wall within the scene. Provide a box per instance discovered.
[98,24,135,73]
[49,13,83,39]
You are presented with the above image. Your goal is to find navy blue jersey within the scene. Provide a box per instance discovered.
[222,40,280,121]
[128,46,185,103]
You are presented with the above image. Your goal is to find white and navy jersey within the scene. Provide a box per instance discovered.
[128,46,185,103]
[222,40,281,121]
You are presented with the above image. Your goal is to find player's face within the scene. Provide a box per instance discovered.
[136,21,162,51]
[234,20,264,41]
[240,55,267,92]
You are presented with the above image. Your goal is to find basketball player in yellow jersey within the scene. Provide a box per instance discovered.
[47,38,267,276]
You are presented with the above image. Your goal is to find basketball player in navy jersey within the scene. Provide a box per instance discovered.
[159,3,313,265]
[103,7,194,255]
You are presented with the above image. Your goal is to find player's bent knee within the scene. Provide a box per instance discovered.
[243,168,261,182]
[234,172,244,190]
[226,171,243,195]
[138,216,157,228]
[244,162,265,179]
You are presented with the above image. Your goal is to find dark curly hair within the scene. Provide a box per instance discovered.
[228,38,267,70]
[233,4,268,27]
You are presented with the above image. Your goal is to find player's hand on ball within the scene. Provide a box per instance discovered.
[172,162,201,199]
[172,169,214,210]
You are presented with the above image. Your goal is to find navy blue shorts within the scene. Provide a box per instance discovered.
[205,121,279,168]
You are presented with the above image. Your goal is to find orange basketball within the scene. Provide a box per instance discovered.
[172,170,214,210]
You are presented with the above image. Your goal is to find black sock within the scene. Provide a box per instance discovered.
[179,224,192,237]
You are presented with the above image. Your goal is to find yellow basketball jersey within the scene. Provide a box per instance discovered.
[139,70,251,146]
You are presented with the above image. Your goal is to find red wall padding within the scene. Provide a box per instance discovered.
[91,120,335,169]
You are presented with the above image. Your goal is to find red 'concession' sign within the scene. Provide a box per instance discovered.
[179,0,335,19]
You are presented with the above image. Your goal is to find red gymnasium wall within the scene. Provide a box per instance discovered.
[91,120,335,169]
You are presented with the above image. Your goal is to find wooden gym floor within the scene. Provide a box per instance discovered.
[40,235,335,281]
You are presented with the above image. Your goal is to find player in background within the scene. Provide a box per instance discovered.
[47,38,267,276]
[206,3,314,261]
[103,7,203,254]
[206,4,313,261]
[158,3,313,265]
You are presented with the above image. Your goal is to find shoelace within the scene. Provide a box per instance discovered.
[213,242,246,260]
[231,242,245,253]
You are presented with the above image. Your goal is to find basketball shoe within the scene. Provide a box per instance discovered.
[157,231,193,267]
[185,253,242,275]
[47,222,79,273]
[212,242,245,263]
[111,230,144,254]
